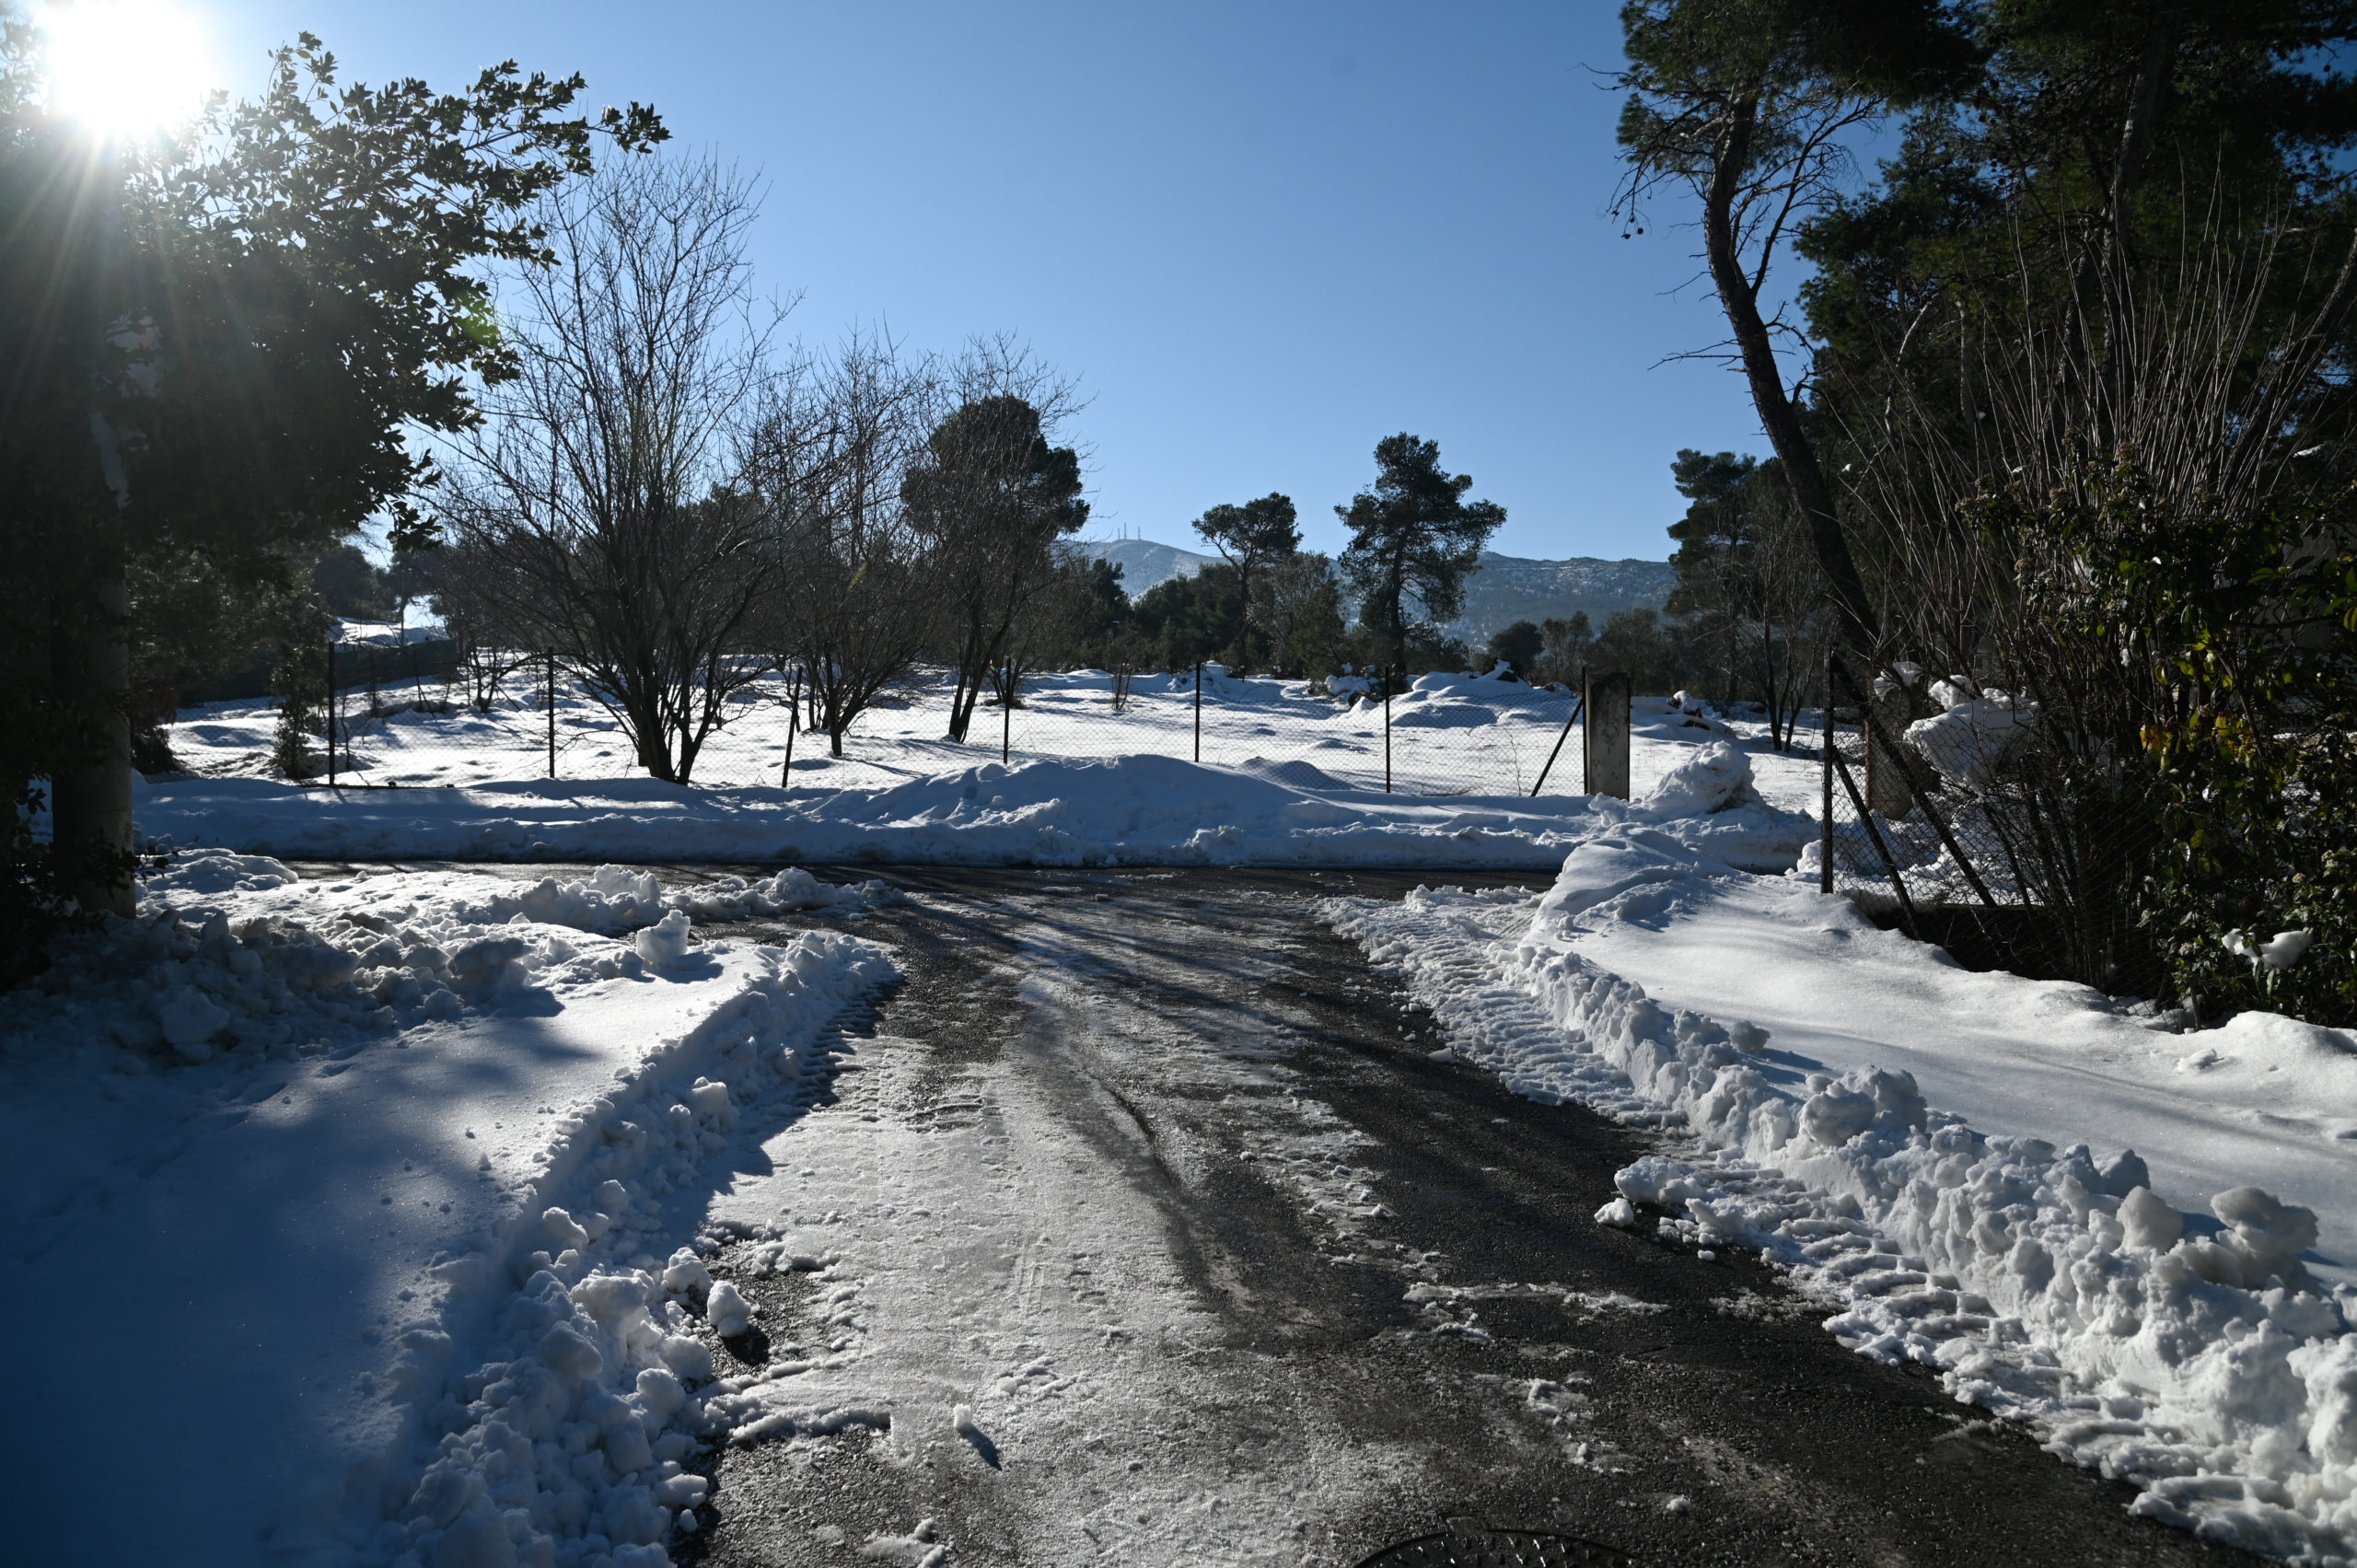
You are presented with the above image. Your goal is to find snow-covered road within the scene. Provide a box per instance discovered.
[661,866,2235,1567]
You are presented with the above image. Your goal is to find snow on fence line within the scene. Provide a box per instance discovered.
[1322,753,2357,1566]
[179,659,1655,803]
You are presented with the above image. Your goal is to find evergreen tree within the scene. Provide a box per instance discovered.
[1,22,662,923]
[902,394,1089,742]
[1334,433,1504,672]
[1485,620,1543,679]
[1190,493,1298,671]
[1129,564,1245,670]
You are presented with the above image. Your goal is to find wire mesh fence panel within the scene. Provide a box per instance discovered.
[995,666,1590,799]
[175,653,1606,803]
[1816,657,2160,991]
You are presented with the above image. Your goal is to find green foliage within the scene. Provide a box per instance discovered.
[904,392,1090,740]
[1664,447,1824,741]
[0,17,659,957]
[1990,461,2357,1022]
[1023,554,1129,675]
[1534,613,1595,687]
[1336,434,1504,670]
[1130,564,1244,670]
[310,544,398,621]
[1485,620,1543,678]
[270,618,331,781]
[1250,550,1347,679]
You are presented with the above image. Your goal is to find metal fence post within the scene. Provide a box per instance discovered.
[546,649,557,779]
[785,674,800,783]
[1002,663,1011,765]
[1382,667,1392,794]
[1530,690,1585,796]
[325,627,336,787]
[1820,650,1836,894]
[1193,661,1202,764]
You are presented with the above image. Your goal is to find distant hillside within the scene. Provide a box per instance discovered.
[1433,552,1678,644]
[1080,538,1675,644]
[1078,538,1220,595]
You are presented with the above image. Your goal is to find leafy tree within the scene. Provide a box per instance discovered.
[1129,564,1245,670]
[310,544,397,622]
[1016,552,1128,680]
[902,390,1088,741]
[1190,493,1298,671]
[1,21,662,923]
[1335,433,1504,671]
[1534,612,1595,686]
[1665,447,1823,746]
[1614,0,1978,657]
[1485,619,1543,679]
[1590,606,1699,696]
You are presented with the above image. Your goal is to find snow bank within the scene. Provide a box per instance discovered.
[347,925,895,1568]
[134,754,1813,870]
[666,866,902,920]
[0,854,899,1567]
[1324,852,2357,1563]
[1905,685,2034,791]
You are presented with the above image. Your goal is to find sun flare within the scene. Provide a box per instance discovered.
[41,0,215,137]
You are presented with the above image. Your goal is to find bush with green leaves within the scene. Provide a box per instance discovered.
[2015,465,2357,1024]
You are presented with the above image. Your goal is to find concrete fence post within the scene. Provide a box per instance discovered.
[1582,668,1631,799]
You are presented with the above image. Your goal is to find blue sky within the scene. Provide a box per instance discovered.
[194,2,1795,563]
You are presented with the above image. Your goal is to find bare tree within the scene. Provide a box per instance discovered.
[1249,550,1346,679]
[441,155,784,782]
[744,331,942,757]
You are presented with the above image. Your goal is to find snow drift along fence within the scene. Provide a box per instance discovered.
[1817,655,2157,993]
[307,655,1605,801]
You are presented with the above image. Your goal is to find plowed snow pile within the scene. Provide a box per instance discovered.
[0,853,898,1568]
[1323,751,2357,1566]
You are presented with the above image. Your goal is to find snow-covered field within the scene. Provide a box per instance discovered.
[164,662,1817,807]
[1325,806,2357,1564]
[146,668,1820,869]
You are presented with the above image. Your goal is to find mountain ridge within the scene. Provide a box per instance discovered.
[1077,537,1676,644]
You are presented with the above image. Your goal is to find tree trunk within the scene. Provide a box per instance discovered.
[51,553,135,917]
[1703,97,1876,660]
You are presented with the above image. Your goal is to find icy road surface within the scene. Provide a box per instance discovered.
[601,865,2243,1568]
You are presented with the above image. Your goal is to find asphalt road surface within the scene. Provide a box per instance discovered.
[363,863,2257,1568]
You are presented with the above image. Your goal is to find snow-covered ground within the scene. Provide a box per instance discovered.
[146,668,1820,869]
[1324,791,2357,1565]
[29,659,2357,1565]
[0,854,899,1567]
[161,663,1819,809]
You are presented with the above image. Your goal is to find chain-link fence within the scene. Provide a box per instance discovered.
[1816,656,2160,992]
[168,645,1609,802]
